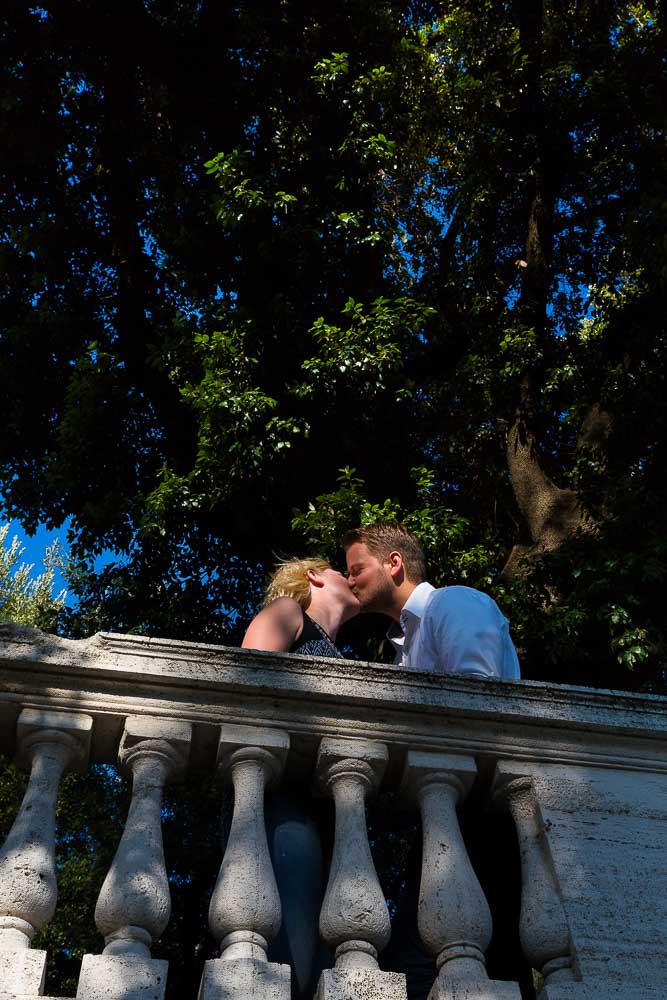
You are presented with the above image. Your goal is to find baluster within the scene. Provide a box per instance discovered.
[314,738,406,1000]
[401,751,520,1000]
[76,716,191,1000]
[494,768,575,993]
[0,708,92,996]
[198,723,290,1000]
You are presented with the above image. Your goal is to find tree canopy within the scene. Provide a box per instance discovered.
[0,523,66,630]
[1,0,666,690]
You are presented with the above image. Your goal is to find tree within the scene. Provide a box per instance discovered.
[1,0,665,690]
[283,0,667,690]
[0,524,66,631]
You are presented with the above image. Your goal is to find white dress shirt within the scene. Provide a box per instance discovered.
[387,582,520,679]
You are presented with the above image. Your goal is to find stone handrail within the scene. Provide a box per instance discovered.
[0,623,666,1000]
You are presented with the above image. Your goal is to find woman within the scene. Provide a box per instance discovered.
[241,558,359,999]
[242,556,359,657]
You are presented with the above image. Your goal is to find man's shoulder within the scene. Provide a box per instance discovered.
[424,585,502,615]
[427,584,491,602]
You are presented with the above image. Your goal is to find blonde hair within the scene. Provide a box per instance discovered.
[263,557,330,609]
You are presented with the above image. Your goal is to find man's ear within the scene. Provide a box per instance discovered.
[387,551,404,580]
[306,568,325,588]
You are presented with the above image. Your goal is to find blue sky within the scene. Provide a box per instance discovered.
[1,515,117,607]
[2,517,71,599]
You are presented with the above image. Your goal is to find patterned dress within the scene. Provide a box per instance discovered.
[290,611,343,658]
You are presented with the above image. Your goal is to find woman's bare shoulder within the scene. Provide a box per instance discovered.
[241,597,304,652]
[262,596,303,620]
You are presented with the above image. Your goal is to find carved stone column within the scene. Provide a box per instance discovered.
[401,751,520,1000]
[494,765,576,994]
[314,738,406,1000]
[76,717,192,1000]
[198,723,290,1000]
[0,708,92,996]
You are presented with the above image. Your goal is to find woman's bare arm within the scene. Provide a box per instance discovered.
[241,597,304,652]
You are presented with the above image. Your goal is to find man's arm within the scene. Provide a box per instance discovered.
[241,597,304,653]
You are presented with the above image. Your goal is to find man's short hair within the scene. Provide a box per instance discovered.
[342,522,426,584]
[263,557,330,609]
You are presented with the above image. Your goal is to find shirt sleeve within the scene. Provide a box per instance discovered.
[421,586,520,679]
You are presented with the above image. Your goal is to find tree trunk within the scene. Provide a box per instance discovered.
[501,0,594,579]
[503,384,592,579]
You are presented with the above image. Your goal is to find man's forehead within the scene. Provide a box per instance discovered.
[345,541,374,563]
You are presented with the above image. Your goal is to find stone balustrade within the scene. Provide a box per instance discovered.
[0,622,666,1000]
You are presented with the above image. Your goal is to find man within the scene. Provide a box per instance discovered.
[344,523,521,1000]
[344,521,520,679]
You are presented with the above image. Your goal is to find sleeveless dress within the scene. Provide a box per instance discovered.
[290,611,343,659]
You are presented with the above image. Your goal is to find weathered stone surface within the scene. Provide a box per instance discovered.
[1,624,666,999]
[540,985,665,999]
[216,723,289,769]
[208,729,289,960]
[0,708,93,980]
[316,738,388,784]
[0,947,46,995]
[402,750,477,788]
[120,717,192,763]
[316,738,390,968]
[0,995,61,1000]
[15,707,92,771]
[401,751,493,988]
[198,957,290,1000]
[95,719,191,957]
[314,967,407,1000]
[429,980,520,1000]
[494,775,574,984]
[2,626,666,770]
[0,995,61,999]
[496,760,667,992]
[76,953,168,999]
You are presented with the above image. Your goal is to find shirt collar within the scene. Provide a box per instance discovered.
[387,582,434,653]
[401,581,435,623]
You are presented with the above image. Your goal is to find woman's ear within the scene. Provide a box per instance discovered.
[306,568,325,588]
